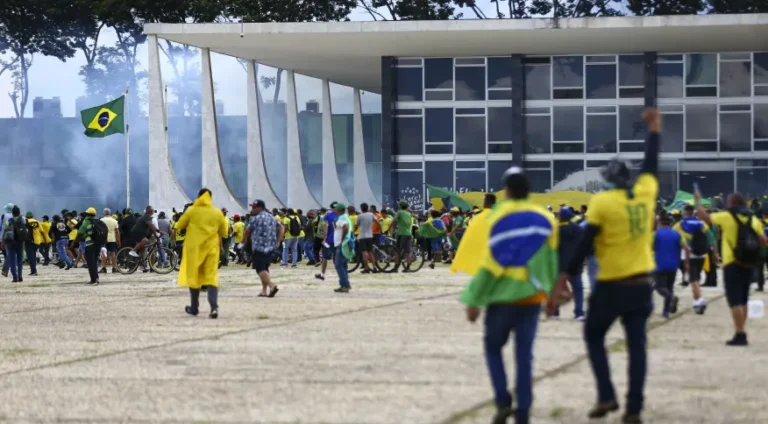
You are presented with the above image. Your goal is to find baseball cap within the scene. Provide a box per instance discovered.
[250,199,266,208]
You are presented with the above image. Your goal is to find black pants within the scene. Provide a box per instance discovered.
[755,257,768,290]
[190,286,218,311]
[41,243,51,263]
[84,244,100,283]
[585,282,652,415]
[704,251,718,287]
[654,271,676,315]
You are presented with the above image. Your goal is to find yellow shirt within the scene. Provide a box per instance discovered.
[350,214,359,236]
[233,221,245,243]
[40,221,51,243]
[174,221,186,242]
[101,216,119,243]
[381,216,393,234]
[587,173,658,281]
[27,218,45,245]
[282,216,298,239]
[68,219,78,241]
[711,211,764,266]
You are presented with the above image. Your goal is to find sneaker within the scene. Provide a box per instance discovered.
[491,406,514,424]
[429,263,435,269]
[681,281,689,287]
[209,308,218,319]
[314,273,325,281]
[291,264,297,269]
[185,306,199,316]
[334,287,350,293]
[670,296,679,314]
[112,269,118,273]
[2,272,7,278]
[29,272,37,276]
[128,250,139,258]
[65,264,72,271]
[56,263,64,269]
[443,260,452,265]
[694,303,707,315]
[281,264,287,268]
[142,268,150,273]
[11,279,18,283]
[18,277,22,283]
[268,286,279,298]
[588,401,619,418]
[361,269,371,274]
[574,315,585,321]
[99,268,107,274]
[314,262,321,267]
[726,332,748,346]
[88,280,99,286]
[758,287,765,292]
[80,264,87,269]
[622,414,643,424]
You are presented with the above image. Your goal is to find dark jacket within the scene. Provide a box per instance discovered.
[558,221,584,273]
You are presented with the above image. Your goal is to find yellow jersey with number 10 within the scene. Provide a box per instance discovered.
[587,173,658,281]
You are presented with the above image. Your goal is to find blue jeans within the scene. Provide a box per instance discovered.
[56,239,73,267]
[334,246,350,288]
[484,303,541,421]
[587,255,599,291]
[6,243,22,280]
[571,273,585,317]
[25,243,38,275]
[282,238,298,266]
[158,236,169,265]
[303,240,315,263]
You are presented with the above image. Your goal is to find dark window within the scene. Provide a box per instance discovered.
[456,161,485,169]
[488,143,513,154]
[394,117,423,155]
[488,107,512,142]
[553,160,585,189]
[619,55,643,87]
[424,58,453,90]
[619,143,645,153]
[686,104,717,140]
[720,112,752,152]
[553,143,584,153]
[523,57,551,65]
[686,142,718,152]
[525,114,551,154]
[552,56,583,88]
[488,90,513,100]
[686,87,717,97]
[488,57,512,89]
[394,171,424,207]
[686,54,717,86]
[553,106,583,142]
[425,144,453,155]
[737,168,768,197]
[425,161,454,191]
[619,87,644,98]
[455,66,486,101]
[527,170,551,193]
[456,108,485,115]
[721,104,750,112]
[657,63,683,98]
[679,169,733,198]
[488,161,513,189]
[456,116,486,154]
[661,113,683,152]
[392,162,422,170]
[755,141,768,151]
[619,105,646,141]
[586,114,617,153]
[525,65,550,100]
[587,160,610,168]
[553,88,583,99]
[586,64,617,99]
[755,104,768,139]
[755,53,768,85]
[456,171,487,192]
[720,61,752,97]
[394,109,422,116]
[425,91,453,101]
[425,108,453,143]
[396,67,422,101]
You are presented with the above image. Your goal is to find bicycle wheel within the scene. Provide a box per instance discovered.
[375,244,399,273]
[115,247,139,275]
[403,244,426,272]
[149,246,176,274]
[347,245,361,273]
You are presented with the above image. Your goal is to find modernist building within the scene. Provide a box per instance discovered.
[144,13,768,212]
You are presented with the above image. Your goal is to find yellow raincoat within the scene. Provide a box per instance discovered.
[176,192,228,289]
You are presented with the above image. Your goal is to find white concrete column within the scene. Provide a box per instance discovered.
[352,88,380,206]
[285,70,321,210]
[247,61,283,209]
[321,79,349,208]
[148,35,189,213]
[200,48,246,213]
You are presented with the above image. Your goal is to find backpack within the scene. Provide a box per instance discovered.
[91,219,108,246]
[690,226,709,256]
[731,211,761,266]
[288,216,301,237]
[13,218,29,242]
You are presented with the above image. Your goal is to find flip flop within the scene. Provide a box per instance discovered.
[269,286,280,298]
[258,293,267,297]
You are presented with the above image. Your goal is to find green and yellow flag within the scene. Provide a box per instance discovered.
[80,96,125,138]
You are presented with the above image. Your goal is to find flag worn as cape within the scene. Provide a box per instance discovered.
[417,220,446,239]
[450,209,490,276]
[458,200,559,308]
[80,95,125,138]
[427,184,473,211]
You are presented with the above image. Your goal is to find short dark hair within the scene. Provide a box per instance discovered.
[11,206,20,216]
[683,204,694,214]
[483,194,497,208]
[430,209,441,218]
[660,215,673,226]
[297,209,303,215]
[198,188,211,197]
[730,193,747,208]
[505,174,530,200]
[360,203,369,212]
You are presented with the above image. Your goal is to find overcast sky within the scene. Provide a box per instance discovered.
[0,4,504,118]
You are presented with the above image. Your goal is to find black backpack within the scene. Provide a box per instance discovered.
[690,226,709,256]
[731,211,761,266]
[13,218,29,242]
[288,216,301,237]
[91,219,108,246]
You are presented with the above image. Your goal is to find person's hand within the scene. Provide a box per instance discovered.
[551,273,573,306]
[642,107,662,132]
[465,307,481,323]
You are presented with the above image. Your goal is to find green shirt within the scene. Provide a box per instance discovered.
[77,216,95,246]
[394,209,412,236]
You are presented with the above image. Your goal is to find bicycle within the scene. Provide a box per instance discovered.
[115,238,177,275]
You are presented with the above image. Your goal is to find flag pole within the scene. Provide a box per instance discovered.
[125,85,131,209]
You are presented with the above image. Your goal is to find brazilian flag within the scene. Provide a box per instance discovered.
[80,96,125,138]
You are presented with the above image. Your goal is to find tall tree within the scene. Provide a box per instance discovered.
[625,0,705,15]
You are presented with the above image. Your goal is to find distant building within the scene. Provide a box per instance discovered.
[33,97,62,118]
[306,100,319,113]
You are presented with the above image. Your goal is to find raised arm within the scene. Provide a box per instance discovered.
[641,108,661,176]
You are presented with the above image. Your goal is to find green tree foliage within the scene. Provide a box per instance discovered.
[706,0,768,13]
[625,0,706,15]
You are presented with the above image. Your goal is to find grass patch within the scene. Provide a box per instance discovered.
[85,339,107,343]
[257,314,270,320]
[608,343,626,353]
[549,407,567,419]
[26,283,51,288]
[682,385,720,391]
[2,348,37,358]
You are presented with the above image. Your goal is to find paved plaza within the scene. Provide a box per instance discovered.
[0,264,765,423]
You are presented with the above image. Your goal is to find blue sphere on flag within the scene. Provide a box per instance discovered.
[98,111,110,127]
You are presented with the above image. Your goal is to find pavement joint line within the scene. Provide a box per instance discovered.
[0,291,184,317]
[0,291,462,379]
[439,293,727,424]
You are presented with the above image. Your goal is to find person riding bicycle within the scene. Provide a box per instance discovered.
[129,206,160,271]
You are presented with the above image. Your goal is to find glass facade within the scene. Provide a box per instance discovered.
[390,52,768,208]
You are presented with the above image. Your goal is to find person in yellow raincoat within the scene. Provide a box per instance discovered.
[176,188,229,319]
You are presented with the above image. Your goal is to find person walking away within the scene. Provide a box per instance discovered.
[40,215,52,265]
[219,208,233,266]
[25,212,45,276]
[312,208,327,267]
[315,203,338,281]
[355,203,376,273]
[119,209,137,248]
[549,207,585,321]
[78,208,103,286]
[755,207,768,291]
[282,209,301,268]
[673,204,715,314]
[419,210,446,269]
[332,203,353,293]
[551,108,662,424]
[232,214,246,264]
[393,201,413,271]
[0,203,14,277]
[460,167,558,424]
[51,215,73,270]
[100,209,120,274]
[302,210,316,266]
[156,211,172,268]
[654,215,688,319]
[176,189,229,318]
[2,206,27,282]
[696,191,765,346]
[243,199,283,298]
[296,209,307,262]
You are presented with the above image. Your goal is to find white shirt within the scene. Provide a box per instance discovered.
[333,214,349,246]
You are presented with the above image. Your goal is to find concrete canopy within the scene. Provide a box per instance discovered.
[144,14,768,94]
